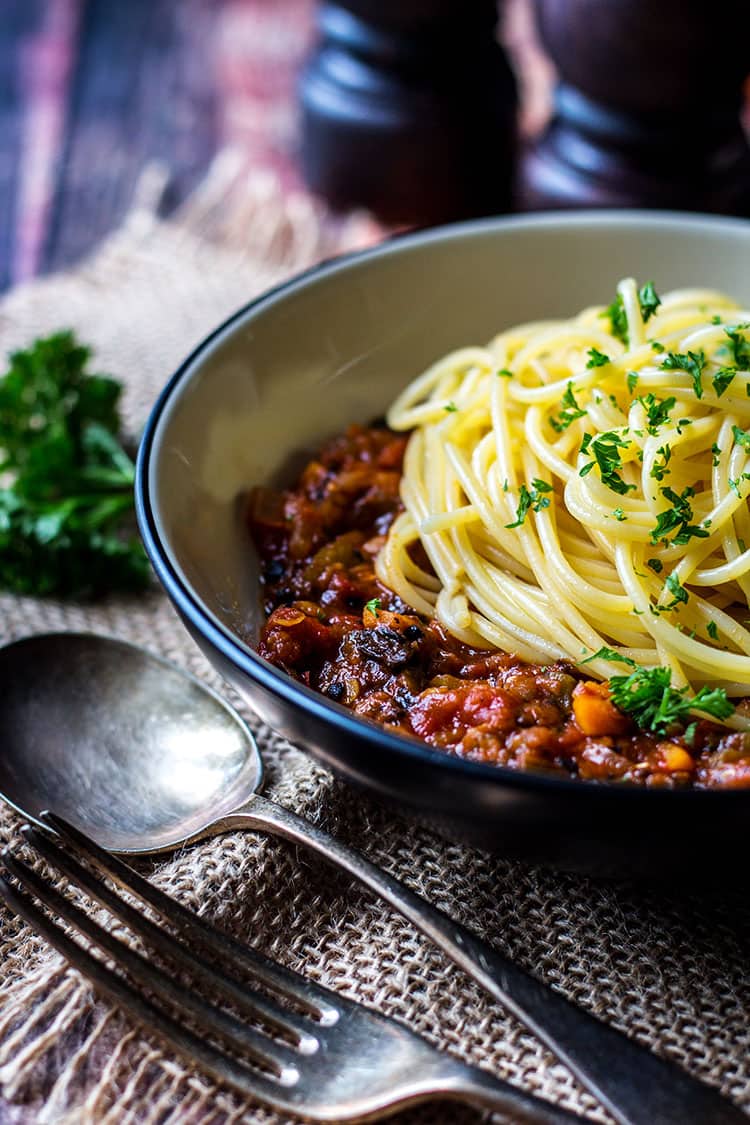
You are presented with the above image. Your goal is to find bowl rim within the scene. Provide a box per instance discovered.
[136,207,750,805]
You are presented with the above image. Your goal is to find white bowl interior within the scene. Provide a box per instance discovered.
[148,212,750,648]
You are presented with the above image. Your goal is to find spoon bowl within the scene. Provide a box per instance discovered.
[0,633,263,853]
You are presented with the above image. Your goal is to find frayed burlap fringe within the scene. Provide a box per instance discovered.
[1,155,749,1124]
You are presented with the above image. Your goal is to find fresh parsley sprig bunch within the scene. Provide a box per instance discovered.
[0,331,149,597]
[584,647,735,736]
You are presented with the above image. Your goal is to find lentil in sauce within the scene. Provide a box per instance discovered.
[248,425,750,788]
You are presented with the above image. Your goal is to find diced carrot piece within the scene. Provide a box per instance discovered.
[270,607,306,628]
[572,681,631,736]
[662,746,694,772]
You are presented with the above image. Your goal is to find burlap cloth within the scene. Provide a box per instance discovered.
[0,158,748,1125]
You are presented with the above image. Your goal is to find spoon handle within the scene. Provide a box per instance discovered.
[225,793,743,1125]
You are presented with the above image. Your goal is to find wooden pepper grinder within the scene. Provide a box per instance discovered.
[519,0,750,215]
[298,1,518,225]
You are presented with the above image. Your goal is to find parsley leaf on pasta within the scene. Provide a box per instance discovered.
[505,480,553,528]
[550,383,586,432]
[650,445,672,482]
[579,431,635,495]
[586,347,610,368]
[581,647,636,667]
[664,573,688,609]
[660,349,706,398]
[639,282,661,323]
[638,393,676,435]
[712,367,736,397]
[732,425,750,451]
[726,324,750,369]
[602,281,661,346]
[650,485,709,546]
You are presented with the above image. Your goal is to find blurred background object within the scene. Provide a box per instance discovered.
[1,0,547,291]
[519,0,750,215]
[2,0,749,294]
[1,0,307,290]
[298,1,518,225]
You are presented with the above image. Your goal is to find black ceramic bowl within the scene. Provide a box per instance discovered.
[136,211,750,878]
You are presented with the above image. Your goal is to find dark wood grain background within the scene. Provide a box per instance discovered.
[0,0,556,293]
[0,0,320,289]
[5,1,748,296]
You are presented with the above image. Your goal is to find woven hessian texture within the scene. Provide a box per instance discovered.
[0,164,749,1125]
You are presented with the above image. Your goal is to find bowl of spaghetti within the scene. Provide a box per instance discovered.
[137,210,750,876]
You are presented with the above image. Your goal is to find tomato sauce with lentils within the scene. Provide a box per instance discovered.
[248,425,750,788]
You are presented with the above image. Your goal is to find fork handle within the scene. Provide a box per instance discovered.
[223,794,745,1125]
[443,1059,586,1124]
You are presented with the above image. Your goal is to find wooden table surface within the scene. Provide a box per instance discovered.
[0,0,553,294]
[1,0,313,290]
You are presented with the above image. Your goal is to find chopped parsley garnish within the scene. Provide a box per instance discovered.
[550,382,587,432]
[651,341,665,354]
[711,442,723,467]
[650,485,709,546]
[725,324,750,368]
[602,282,661,346]
[586,347,611,369]
[647,557,663,574]
[505,479,553,529]
[650,445,672,482]
[613,507,626,521]
[497,368,513,378]
[664,573,688,609]
[729,474,750,498]
[579,431,635,495]
[0,331,149,597]
[444,401,458,412]
[638,281,662,323]
[660,349,706,399]
[712,367,736,397]
[603,295,629,345]
[581,647,636,667]
[711,315,723,325]
[627,371,639,393]
[364,597,381,615]
[531,478,554,502]
[608,666,734,734]
[638,393,675,436]
[707,621,719,641]
[731,424,750,451]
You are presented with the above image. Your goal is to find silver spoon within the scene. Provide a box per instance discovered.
[0,632,742,1125]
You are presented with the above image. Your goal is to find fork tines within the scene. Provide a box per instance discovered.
[0,814,333,1100]
[0,814,585,1125]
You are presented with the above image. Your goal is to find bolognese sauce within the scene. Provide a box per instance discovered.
[248,425,750,788]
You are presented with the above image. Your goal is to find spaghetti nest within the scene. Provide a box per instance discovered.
[378,279,750,704]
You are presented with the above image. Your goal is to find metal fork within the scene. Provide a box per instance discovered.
[0,813,585,1124]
